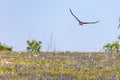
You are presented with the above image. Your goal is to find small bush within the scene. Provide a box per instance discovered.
[103,35,120,52]
[0,42,12,51]
[103,18,120,52]
[103,41,120,52]
[26,40,42,52]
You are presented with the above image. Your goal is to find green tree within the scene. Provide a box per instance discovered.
[26,40,42,52]
[103,41,120,52]
[0,42,12,51]
[103,18,120,52]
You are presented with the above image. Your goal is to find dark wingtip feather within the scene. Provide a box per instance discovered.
[96,21,99,23]
[69,8,72,13]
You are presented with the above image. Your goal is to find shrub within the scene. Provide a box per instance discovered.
[103,35,120,52]
[103,41,120,52]
[103,18,120,52]
[26,40,42,52]
[0,42,12,51]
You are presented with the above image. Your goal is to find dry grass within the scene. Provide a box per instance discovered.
[0,51,120,80]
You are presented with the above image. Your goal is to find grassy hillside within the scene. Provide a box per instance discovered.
[0,51,120,80]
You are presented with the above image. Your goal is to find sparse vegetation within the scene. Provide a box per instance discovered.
[26,40,42,52]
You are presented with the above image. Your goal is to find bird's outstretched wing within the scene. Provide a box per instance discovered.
[69,9,99,25]
[83,21,99,24]
[69,9,82,23]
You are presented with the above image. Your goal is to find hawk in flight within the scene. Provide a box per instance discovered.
[69,9,99,26]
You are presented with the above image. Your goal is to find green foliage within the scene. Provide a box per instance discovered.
[103,18,120,52]
[0,42,12,51]
[103,35,120,52]
[26,40,42,52]
[103,41,120,52]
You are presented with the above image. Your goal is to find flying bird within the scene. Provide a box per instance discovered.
[69,9,99,25]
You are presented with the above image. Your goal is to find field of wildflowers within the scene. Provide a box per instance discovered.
[0,51,120,80]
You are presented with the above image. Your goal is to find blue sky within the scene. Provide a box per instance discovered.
[0,0,120,52]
